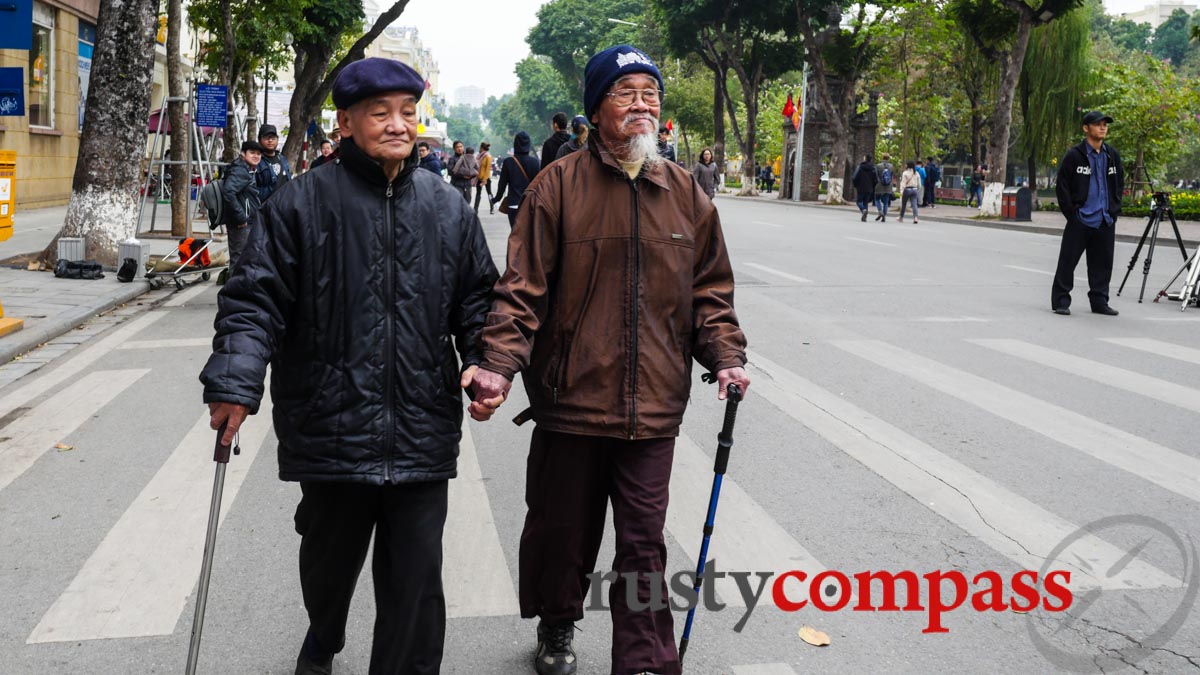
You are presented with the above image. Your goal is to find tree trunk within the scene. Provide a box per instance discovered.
[738,92,758,196]
[166,0,188,236]
[243,69,258,144]
[980,19,1034,216]
[39,0,158,267]
[712,67,725,182]
[281,0,414,168]
[804,51,850,204]
[219,0,236,163]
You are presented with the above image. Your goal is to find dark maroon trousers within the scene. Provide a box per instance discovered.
[519,427,681,675]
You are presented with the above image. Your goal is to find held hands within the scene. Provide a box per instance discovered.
[461,365,512,422]
[716,366,750,400]
[209,402,250,446]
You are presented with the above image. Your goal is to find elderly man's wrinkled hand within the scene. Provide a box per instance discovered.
[461,366,512,422]
[716,366,750,400]
[208,402,250,446]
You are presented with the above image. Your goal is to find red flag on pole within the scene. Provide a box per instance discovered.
[666,119,673,132]
[782,93,795,119]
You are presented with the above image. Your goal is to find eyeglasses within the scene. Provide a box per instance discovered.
[604,89,662,107]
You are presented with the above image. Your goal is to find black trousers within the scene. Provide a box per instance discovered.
[451,180,471,203]
[473,179,493,213]
[1052,218,1115,310]
[519,428,680,675]
[295,480,448,675]
[923,180,936,207]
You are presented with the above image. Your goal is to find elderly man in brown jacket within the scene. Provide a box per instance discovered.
[467,45,749,675]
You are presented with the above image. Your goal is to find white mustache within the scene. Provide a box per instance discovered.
[622,114,658,127]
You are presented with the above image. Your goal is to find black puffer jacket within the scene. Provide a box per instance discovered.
[200,137,499,485]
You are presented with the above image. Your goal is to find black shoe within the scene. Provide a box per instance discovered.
[861,211,867,222]
[535,620,577,675]
[295,652,333,675]
[1092,306,1119,316]
[1053,307,1071,316]
[874,214,882,221]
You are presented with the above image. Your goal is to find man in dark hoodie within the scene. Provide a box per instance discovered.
[851,154,878,222]
[201,58,498,675]
[493,131,540,228]
[417,141,443,175]
[540,112,571,168]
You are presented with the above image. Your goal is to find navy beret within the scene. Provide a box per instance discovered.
[584,45,664,120]
[332,57,426,110]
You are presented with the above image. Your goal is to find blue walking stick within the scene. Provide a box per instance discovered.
[678,379,743,664]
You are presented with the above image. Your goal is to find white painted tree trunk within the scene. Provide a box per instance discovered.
[979,181,1005,217]
[40,0,158,267]
[826,178,845,204]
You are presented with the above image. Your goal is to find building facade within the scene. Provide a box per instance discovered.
[1122,0,1198,27]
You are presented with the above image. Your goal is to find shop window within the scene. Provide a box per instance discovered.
[29,2,55,129]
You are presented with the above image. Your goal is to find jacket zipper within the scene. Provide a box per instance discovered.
[629,179,640,440]
[384,182,395,482]
[552,334,570,405]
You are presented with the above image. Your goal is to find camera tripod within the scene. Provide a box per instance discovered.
[1154,245,1200,311]
[1117,190,1189,302]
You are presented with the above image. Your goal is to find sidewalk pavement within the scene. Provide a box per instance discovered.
[0,204,214,365]
[727,193,1200,248]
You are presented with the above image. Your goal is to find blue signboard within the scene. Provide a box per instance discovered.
[0,0,34,50]
[0,68,24,117]
[195,84,228,128]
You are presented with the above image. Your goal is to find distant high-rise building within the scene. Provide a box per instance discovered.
[454,86,486,109]
[1121,0,1198,27]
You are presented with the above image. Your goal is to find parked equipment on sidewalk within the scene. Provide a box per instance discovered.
[678,378,743,665]
[1154,244,1200,311]
[1118,190,1189,303]
[145,237,227,290]
[185,422,240,675]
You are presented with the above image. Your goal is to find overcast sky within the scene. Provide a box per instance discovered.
[394,0,1163,101]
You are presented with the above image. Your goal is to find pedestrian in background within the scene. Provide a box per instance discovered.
[761,164,775,193]
[693,147,719,200]
[448,141,477,203]
[851,154,878,222]
[220,140,263,271]
[923,156,940,208]
[255,124,292,202]
[554,115,590,161]
[417,141,442,175]
[898,159,922,223]
[541,112,571,167]
[201,58,498,675]
[492,131,540,228]
[468,44,749,675]
[310,139,335,169]
[475,142,494,215]
[1051,111,1124,316]
[969,165,985,207]
[874,153,895,221]
[657,125,676,163]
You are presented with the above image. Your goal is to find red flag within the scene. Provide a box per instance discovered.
[782,93,795,119]
[666,119,673,132]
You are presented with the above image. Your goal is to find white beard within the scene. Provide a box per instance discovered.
[610,114,663,170]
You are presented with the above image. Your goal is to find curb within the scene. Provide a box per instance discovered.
[720,196,1200,248]
[0,280,153,365]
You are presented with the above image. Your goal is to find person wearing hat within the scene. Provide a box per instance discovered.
[1052,111,1125,316]
[467,44,750,675]
[255,124,293,202]
[201,57,499,674]
[553,115,590,162]
[219,140,265,271]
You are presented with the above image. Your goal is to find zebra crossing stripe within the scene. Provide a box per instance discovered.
[831,340,1200,503]
[1100,337,1200,367]
[732,664,800,675]
[443,422,519,618]
[970,339,1200,414]
[118,338,212,350]
[668,431,828,607]
[746,351,1180,591]
[743,263,812,284]
[0,312,164,419]
[27,398,273,643]
[0,369,149,493]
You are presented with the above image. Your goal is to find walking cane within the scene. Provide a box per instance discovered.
[185,421,239,675]
[678,380,743,665]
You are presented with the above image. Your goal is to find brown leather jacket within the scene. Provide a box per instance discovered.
[481,134,747,440]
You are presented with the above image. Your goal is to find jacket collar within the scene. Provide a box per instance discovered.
[588,132,671,190]
[337,136,419,190]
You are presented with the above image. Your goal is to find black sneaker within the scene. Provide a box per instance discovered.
[534,620,577,675]
[295,651,333,675]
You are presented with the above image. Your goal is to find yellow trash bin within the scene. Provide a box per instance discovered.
[0,150,15,242]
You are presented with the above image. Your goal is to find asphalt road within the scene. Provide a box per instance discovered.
[1,197,1198,674]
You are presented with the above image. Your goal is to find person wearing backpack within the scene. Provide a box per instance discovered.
[874,153,896,221]
[923,156,941,208]
[221,140,264,270]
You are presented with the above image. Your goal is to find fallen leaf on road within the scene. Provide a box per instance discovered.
[51,514,60,520]
[54,443,73,451]
[799,625,831,647]
[1011,607,1029,614]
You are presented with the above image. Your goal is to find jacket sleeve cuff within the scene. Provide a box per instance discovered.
[713,352,748,372]
[202,391,262,415]
[481,351,520,380]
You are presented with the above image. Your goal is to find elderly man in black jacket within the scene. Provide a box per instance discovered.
[200,58,498,675]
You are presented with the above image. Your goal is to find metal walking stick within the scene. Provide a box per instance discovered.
[678,381,743,665]
[186,421,239,675]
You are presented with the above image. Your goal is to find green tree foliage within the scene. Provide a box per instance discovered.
[1087,53,1200,184]
[489,57,577,148]
[659,57,717,165]
[526,0,646,93]
[1017,7,1090,189]
[1151,9,1195,65]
